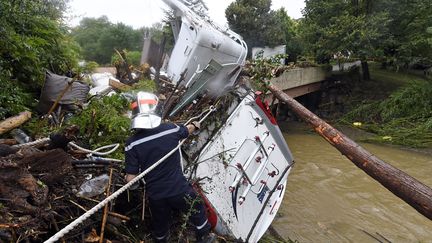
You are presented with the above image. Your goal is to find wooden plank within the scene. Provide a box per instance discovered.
[0,111,31,135]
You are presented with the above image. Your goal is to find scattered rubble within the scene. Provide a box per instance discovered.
[0,52,296,242]
[0,56,159,241]
[0,58,224,242]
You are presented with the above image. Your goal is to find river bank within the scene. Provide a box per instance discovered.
[310,64,432,150]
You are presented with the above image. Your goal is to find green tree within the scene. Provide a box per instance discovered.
[382,1,432,69]
[0,0,80,85]
[111,50,142,67]
[71,17,144,64]
[226,0,272,49]
[301,0,432,75]
[226,0,291,55]
[96,23,142,64]
[273,8,304,62]
[71,16,112,63]
[226,1,302,60]
[0,0,80,96]
[301,0,390,79]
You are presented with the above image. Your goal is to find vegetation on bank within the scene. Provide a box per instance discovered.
[340,67,432,148]
[22,77,156,161]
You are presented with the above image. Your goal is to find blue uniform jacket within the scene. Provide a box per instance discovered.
[124,123,190,200]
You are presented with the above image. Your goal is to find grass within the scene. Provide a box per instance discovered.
[369,63,426,88]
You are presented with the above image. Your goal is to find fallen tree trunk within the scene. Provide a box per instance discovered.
[0,111,31,135]
[268,84,432,220]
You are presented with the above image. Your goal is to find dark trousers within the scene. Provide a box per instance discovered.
[148,186,211,242]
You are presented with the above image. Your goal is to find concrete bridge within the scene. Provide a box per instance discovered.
[265,67,329,104]
[270,67,328,98]
[266,61,361,102]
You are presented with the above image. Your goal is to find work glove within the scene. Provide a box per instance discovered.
[191,121,201,130]
[128,178,145,191]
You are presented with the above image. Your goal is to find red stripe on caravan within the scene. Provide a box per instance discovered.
[255,91,277,125]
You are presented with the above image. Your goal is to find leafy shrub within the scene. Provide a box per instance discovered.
[130,79,157,92]
[68,94,131,158]
[0,0,80,92]
[125,51,142,67]
[0,77,32,120]
[246,54,288,91]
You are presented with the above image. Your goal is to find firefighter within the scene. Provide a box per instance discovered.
[124,92,215,243]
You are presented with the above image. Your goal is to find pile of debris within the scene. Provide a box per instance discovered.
[0,106,151,242]
[0,62,192,242]
[0,58,231,242]
[1,137,124,241]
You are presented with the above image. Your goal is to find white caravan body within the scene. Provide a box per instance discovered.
[186,91,294,242]
[162,0,247,90]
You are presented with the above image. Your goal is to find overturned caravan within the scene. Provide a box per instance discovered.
[160,0,294,242]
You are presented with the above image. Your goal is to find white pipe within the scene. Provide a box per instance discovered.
[68,142,119,156]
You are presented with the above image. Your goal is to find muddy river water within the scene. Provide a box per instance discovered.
[272,123,432,242]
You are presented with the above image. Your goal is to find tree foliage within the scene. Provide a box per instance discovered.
[383,1,432,68]
[226,0,301,59]
[226,0,272,49]
[300,0,432,70]
[0,0,80,89]
[68,94,130,158]
[0,0,80,118]
[71,17,144,65]
[273,8,304,62]
[302,0,389,69]
[111,50,142,67]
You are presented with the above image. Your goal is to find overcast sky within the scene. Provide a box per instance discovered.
[67,0,305,29]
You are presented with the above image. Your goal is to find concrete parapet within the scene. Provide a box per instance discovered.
[270,67,328,91]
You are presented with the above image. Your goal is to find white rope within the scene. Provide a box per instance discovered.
[44,139,187,243]
[12,138,51,149]
[88,156,123,163]
[69,142,120,156]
